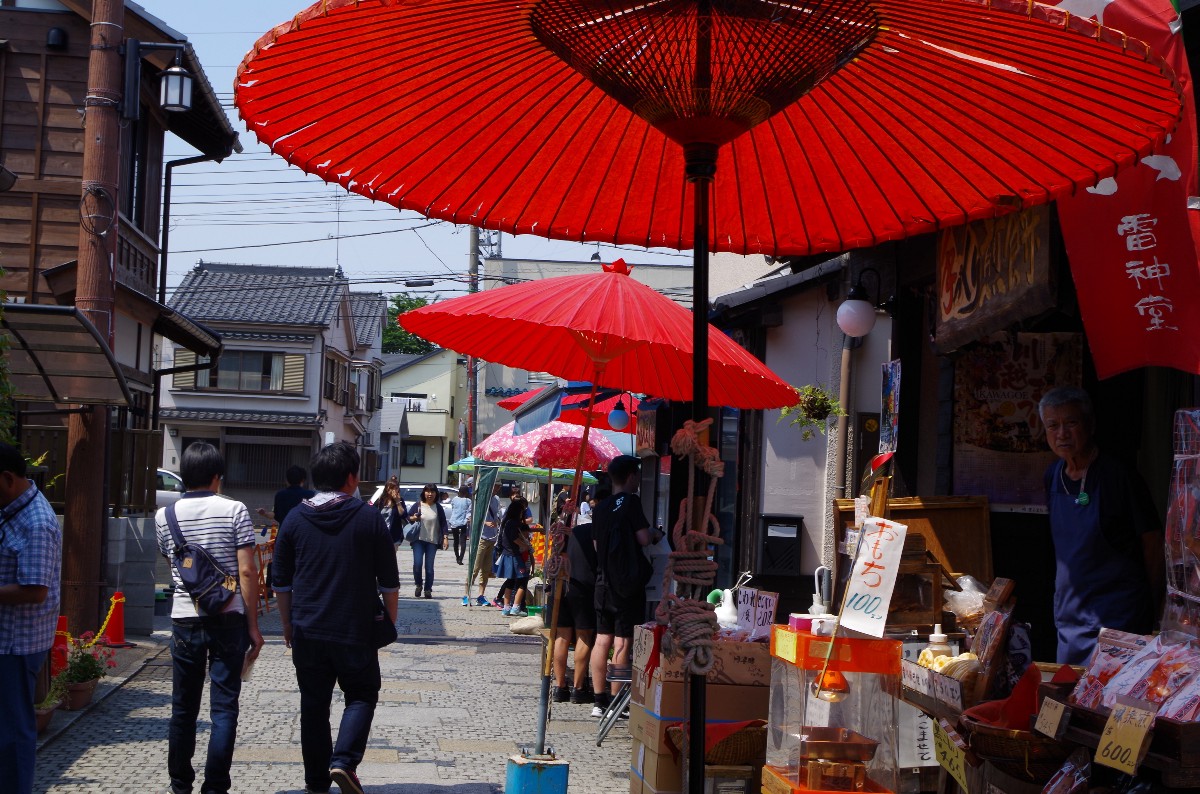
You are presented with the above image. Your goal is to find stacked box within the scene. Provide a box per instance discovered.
[630,624,773,794]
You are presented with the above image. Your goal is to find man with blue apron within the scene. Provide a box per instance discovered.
[1040,387,1163,666]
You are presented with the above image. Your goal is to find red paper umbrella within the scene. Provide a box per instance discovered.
[474,420,621,470]
[235,0,1181,257]
[499,387,638,434]
[399,259,797,410]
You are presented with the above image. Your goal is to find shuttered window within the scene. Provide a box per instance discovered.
[282,354,305,393]
[172,349,196,390]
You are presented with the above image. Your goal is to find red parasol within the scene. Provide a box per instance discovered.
[400,259,796,410]
[474,420,621,470]
[235,0,1181,257]
[499,387,638,434]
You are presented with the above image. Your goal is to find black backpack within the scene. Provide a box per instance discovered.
[165,503,238,614]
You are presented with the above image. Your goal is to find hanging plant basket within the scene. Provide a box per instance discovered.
[779,385,845,441]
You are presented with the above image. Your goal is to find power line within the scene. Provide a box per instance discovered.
[170,222,444,254]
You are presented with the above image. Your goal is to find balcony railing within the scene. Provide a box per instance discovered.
[117,216,158,298]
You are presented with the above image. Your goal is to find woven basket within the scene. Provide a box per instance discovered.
[665,724,767,766]
[958,714,1071,782]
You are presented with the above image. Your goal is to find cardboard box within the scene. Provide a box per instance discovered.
[632,667,769,722]
[631,739,682,792]
[630,701,750,755]
[633,624,772,687]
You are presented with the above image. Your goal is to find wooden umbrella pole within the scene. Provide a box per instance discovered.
[535,376,602,756]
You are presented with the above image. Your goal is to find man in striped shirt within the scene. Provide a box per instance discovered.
[0,442,62,794]
[155,442,263,794]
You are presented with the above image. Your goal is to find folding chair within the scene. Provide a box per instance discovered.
[596,663,632,746]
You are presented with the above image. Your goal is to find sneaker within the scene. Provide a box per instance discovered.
[590,703,606,718]
[509,608,528,617]
[329,767,364,794]
[461,596,469,607]
[414,586,422,598]
[570,684,595,704]
[617,705,630,719]
[592,693,612,718]
[552,686,571,703]
[474,595,489,606]
[492,597,504,608]
[501,606,512,615]
[423,590,432,599]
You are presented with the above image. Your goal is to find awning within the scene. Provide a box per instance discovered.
[41,261,222,359]
[0,304,133,406]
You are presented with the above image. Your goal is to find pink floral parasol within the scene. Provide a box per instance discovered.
[473,420,620,471]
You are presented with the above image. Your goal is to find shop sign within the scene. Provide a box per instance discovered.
[935,205,1054,354]
[901,659,932,697]
[1047,0,1200,379]
[841,517,907,637]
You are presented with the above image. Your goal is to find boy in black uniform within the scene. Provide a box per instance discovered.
[589,455,663,717]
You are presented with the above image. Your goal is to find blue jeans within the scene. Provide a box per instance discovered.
[0,651,44,794]
[169,614,249,794]
[291,636,381,791]
[412,539,438,591]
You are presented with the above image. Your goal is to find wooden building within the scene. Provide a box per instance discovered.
[0,0,235,512]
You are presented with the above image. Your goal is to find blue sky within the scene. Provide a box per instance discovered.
[137,0,689,304]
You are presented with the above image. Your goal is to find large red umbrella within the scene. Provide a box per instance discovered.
[400,259,796,410]
[234,0,1180,257]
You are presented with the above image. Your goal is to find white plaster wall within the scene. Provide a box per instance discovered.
[760,287,840,573]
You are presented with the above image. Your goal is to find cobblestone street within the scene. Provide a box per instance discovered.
[34,548,631,793]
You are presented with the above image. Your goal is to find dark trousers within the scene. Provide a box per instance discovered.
[450,525,468,562]
[169,614,249,794]
[291,636,381,791]
[0,651,44,794]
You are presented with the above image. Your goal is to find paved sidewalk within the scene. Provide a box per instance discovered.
[34,545,632,793]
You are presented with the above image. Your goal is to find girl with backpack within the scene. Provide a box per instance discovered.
[494,496,532,616]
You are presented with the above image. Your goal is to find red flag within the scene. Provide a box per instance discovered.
[1051,0,1200,378]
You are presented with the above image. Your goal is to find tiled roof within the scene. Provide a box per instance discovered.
[381,351,440,376]
[220,332,315,343]
[168,262,347,327]
[348,292,386,348]
[160,408,319,425]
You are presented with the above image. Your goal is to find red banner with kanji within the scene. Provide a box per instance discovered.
[1051,0,1200,379]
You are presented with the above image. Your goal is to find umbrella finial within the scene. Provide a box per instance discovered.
[602,258,633,276]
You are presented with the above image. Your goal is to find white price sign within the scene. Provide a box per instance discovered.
[736,587,758,633]
[840,517,907,637]
[932,673,964,710]
[901,659,932,697]
[751,590,779,641]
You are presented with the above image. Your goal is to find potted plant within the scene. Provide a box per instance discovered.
[34,675,67,734]
[779,384,845,441]
[60,632,116,711]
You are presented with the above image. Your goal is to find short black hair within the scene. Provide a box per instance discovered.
[458,485,469,496]
[310,441,360,492]
[607,454,641,484]
[0,443,27,477]
[180,442,225,489]
[285,465,306,486]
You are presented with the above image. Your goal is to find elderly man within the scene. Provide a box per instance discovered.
[0,443,62,794]
[1040,387,1164,665]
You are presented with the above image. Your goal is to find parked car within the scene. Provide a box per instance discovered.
[156,468,185,509]
[368,483,456,508]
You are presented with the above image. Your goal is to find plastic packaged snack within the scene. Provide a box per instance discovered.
[1070,628,1150,710]
[1100,635,1168,710]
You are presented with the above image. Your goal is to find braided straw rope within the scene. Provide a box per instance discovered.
[655,419,724,675]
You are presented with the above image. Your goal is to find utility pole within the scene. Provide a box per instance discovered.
[466,227,481,451]
[63,0,124,632]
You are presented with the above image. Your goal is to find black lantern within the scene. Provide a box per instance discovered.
[159,58,193,113]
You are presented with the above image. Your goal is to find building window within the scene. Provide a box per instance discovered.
[172,349,304,394]
[402,441,426,467]
[324,356,349,404]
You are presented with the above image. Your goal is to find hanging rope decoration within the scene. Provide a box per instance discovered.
[543,517,572,585]
[655,417,725,675]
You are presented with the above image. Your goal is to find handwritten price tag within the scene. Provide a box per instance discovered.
[933,717,970,793]
[736,587,758,634]
[751,590,779,641]
[840,517,908,637]
[1034,698,1069,740]
[932,673,963,710]
[901,660,932,697]
[1095,697,1156,774]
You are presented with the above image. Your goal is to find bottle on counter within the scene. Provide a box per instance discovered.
[925,624,952,661]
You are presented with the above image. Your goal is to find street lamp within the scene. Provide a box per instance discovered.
[123,40,193,119]
[607,398,630,431]
[836,268,883,338]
